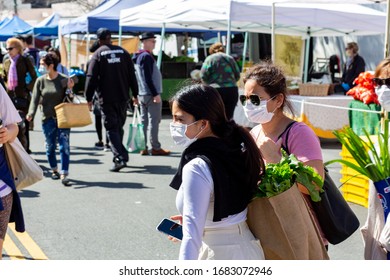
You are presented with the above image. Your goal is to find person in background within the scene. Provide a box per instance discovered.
[0,83,25,259]
[85,28,139,172]
[168,84,265,260]
[360,57,390,260]
[241,61,328,249]
[200,42,241,120]
[132,32,170,156]
[87,41,110,151]
[48,48,68,76]
[24,35,40,69]
[26,52,75,186]
[2,37,37,154]
[338,42,365,94]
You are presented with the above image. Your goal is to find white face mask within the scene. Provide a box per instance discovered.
[243,98,276,124]
[170,121,201,147]
[376,86,390,112]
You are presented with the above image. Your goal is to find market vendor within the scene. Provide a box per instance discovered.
[336,42,365,94]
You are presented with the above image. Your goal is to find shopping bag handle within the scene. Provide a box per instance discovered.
[132,105,142,125]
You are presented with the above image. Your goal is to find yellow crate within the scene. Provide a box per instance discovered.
[340,170,369,187]
[342,191,369,208]
[341,184,369,197]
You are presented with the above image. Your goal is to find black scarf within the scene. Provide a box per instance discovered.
[170,137,256,222]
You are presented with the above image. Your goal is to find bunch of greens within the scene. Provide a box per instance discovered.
[325,119,390,182]
[256,151,324,202]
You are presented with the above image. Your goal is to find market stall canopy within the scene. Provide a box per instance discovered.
[0,16,32,41]
[0,17,11,29]
[61,0,156,34]
[24,12,61,38]
[121,0,386,37]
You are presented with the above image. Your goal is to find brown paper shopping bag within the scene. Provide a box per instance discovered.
[247,184,329,260]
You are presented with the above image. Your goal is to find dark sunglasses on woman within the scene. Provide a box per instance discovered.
[372,78,390,88]
[239,95,261,106]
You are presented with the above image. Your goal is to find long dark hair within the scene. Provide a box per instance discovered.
[170,84,265,186]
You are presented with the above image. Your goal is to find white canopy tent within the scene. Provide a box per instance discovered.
[120,0,387,80]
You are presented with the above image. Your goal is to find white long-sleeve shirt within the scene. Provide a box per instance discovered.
[176,157,246,260]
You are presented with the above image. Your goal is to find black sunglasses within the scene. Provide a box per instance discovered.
[372,78,390,87]
[239,95,262,106]
[6,47,14,51]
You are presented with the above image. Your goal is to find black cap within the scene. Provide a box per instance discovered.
[140,32,156,41]
[96,28,111,40]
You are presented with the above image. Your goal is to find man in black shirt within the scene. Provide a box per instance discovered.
[85,28,139,172]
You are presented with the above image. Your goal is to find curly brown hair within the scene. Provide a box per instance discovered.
[209,42,225,55]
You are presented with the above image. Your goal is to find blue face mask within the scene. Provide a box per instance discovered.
[169,121,201,147]
[38,65,47,75]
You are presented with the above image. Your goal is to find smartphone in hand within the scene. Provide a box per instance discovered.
[156,218,183,240]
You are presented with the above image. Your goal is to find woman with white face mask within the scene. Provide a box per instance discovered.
[360,58,390,260]
[168,84,265,260]
[242,62,329,249]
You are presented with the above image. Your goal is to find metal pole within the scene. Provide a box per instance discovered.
[271,2,275,62]
[303,28,311,83]
[157,23,166,70]
[384,0,390,58]
[226,0,232,55]
[242,31,249,72]
[118,25,122,47]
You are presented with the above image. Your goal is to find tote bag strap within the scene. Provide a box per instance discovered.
[277,121,297,155]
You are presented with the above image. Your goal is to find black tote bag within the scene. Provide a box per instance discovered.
[281,121,360,245]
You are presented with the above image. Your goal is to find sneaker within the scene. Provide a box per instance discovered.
[104,143,111,152]
[109,159,127,172]
[51,171,60,180]
[95,141,104,150]
[140,149,149,156]
[61,175,71,186]
[151,148,171,156]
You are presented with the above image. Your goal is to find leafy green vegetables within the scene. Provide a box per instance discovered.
[256,151,324,202]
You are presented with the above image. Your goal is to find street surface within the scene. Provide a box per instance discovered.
[2,106,367,260]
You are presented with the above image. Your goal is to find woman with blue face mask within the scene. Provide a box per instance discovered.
[168,84,265,260]
[242,62,329,250]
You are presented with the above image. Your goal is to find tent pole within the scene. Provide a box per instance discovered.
[67,34,71,70]
[203,39,207,58]
[384,0,390,58]
[157,23,166,70]
[226,0,232,55]
[86,32,90,69]
[242,31,248,72]
[118,25,122,47]
[303,28,311,83]
[271,2,275,62]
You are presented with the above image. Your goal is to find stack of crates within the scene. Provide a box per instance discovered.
[339,143,370,208]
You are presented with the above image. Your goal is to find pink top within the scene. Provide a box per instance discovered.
[250,122,323,163]
[251,121,328,245]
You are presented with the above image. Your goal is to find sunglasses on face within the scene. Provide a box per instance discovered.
[372,78,390,88]
[239,94,275,106]
[6,47,14,51]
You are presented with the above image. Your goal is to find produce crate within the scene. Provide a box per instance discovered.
[299,83,330,96]
[339,144,369,208]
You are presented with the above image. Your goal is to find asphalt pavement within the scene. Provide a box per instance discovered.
[2,105,368,260]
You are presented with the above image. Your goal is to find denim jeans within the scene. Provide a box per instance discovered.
[42,118,70,175]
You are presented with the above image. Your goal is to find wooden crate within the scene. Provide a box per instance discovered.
[299,83,330,96]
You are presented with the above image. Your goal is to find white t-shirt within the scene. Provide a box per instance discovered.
[176,157,246,260]
[0,84,22,196]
